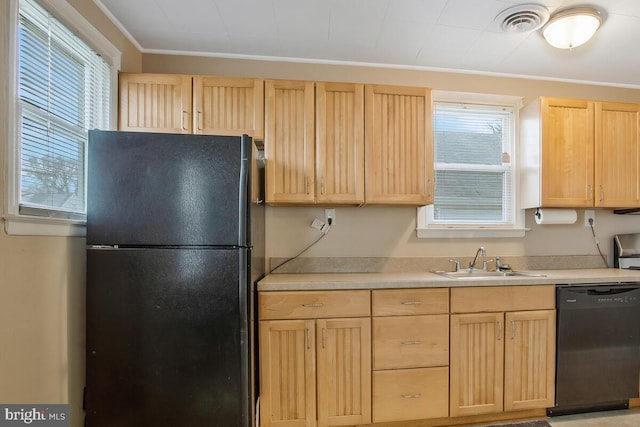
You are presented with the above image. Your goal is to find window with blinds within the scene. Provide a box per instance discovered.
[430,102,515,226]
[17,0,110,220]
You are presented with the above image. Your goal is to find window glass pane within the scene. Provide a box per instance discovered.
[18,19,49,111]
[434,170,506,222]
[17,0,110,219]
[50,42,84,126]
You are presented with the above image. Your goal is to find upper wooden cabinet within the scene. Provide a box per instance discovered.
[316,82,365,204]
[265,80,433,206]
[265,80,365,205]
[119,73,264,139]
[365,85,433,205]
[193,76,264,139]
[119,73,193,133]
[264,80,316,204]
[595,102,640,207]
[521,97,640,208]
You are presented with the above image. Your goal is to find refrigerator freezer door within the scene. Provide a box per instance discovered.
[85,247,252,427]
[87,130,251,247]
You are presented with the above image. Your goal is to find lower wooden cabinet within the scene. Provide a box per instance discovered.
[450,312,505,417]
[259,320,316,427]
[259,286,555,427]
[450,286,556,417]
[316,318,371,427]
[504,310,556,411]
[259,291,371,427]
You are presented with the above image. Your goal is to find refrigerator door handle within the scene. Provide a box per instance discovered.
[238,135,250,247]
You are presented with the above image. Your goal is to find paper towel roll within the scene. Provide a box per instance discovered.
[534,208,577,225]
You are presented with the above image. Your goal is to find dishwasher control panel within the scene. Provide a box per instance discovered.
[557,283,640,309]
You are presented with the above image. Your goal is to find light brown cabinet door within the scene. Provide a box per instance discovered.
[541,97,594,207]
[364,85,433,205]
[504,310,556,411]
[193,76,264,139]
[265,80,316,204]
[259,320,317,427]
[316,317,371,427]
[450,312,504,417]
[595,101,640,207]
[315,82,365,204]
[119,73,192,133]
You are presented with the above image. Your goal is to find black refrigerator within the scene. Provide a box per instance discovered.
[85,130,264,427]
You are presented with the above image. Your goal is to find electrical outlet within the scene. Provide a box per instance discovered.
[311,218,325,230]
[325,208,335,225]
[584,210,595,227]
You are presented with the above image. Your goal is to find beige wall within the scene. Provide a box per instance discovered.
[0,1,139,426]
[142,55,640,266]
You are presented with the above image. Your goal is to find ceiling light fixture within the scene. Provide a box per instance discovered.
[542,7,602,49]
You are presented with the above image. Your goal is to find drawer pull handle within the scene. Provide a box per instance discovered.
[401,394,422,399]
[302,303,324,308]
[401,340,422,346]
[401,301,422,305]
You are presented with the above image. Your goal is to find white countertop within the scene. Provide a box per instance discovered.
[257,268,640,291]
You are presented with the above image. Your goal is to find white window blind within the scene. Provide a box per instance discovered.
[17,0,110,220]
[432,103,515,226]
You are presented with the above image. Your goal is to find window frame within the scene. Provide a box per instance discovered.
[417,91,528,238]
[3,0,120,236]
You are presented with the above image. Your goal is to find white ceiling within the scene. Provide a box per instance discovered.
[93,0,640,88]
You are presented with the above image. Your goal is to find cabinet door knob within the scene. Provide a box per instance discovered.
[401,301,422,305]
[302,303,324,308]
[401,340,422,346]
[401,394,422,399]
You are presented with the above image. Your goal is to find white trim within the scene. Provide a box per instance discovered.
[4,214,85,237]
[432,91,524,108]
[416,208,529,238]
[3,0,120,237]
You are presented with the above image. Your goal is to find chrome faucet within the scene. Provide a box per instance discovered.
[469,246,486,271]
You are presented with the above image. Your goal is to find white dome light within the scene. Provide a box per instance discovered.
[542,7,602,49]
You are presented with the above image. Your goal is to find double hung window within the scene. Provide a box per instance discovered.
[417,93,524,238]
[7,0,115,234]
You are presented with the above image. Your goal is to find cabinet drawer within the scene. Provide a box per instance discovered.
[259,290,370,320]
[373,367,449,423]
[373,315,449,369]
[451,285,555,313]
[372,288,449,316]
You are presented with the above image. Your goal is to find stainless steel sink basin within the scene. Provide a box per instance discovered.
[432,270,546,279]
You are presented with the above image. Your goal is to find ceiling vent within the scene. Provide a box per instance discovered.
[495,4,550,33]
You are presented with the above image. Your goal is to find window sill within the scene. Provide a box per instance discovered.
[416,227,529,239]
[3,215,86,237]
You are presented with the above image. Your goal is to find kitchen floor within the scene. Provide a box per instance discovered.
[546,408,640,426]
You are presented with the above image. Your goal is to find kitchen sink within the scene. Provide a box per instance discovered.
[432,270,546,279]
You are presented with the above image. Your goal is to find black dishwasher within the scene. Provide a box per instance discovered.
[549,284,640,416]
